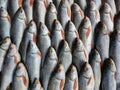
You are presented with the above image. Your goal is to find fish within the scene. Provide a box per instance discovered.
[58,0,71,30]
[109,29,120,90]
[26,40,41,84]
[45,2,57,32]
[58,40,72,72]
[65,20,79,49]
[72,38,88,72]
[64,65,78,90]
[0,44,20,90]
[78,16,92,54]
[37,22,51,67]
[40,47,58,90]
[0,37,11,72]
[68,0,74,6]
[79,62,94,90]
[53,0,61,10]
[101,58,116,90]
[13,62,29,90]
[33,0,46,27]
[0,7,11,40]
[51,19,65,52]
[100,3,114,33]
[22,0,34,23]
[47,64,65,90]
[89,49,101,90]
[71,3,84,30]
[92,0,101,10]
[94,21,109,64]
[8,0,23,18]
[10,7,26,50]
[0,0,8,9]
[19,20,37,62]
[30,78,43,90]
[46,0,53,8]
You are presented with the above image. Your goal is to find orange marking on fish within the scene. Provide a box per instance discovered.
[18,0,22,6]
[79,10,84,17]
[114,72,116,80]
[73,79,78,90]
[75,30,79,38]
[86,26,91,39]
[84,49,87,58]
[95,10,99,20]
[33,34,37,43]
[14,55,19,64]
[99,61,102,69]
[37,51,41,57]
[30,0,34,7]
[67,7,71,18]
[7,16,11,22]
[87,76,92,85]
[43,0,47,8]
[16,75,28,86]
[61,30,65,39]
[60,79,64,90]
[110,12,114,22]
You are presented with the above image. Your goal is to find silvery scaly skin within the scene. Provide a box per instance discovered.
[78,16,92,54]
[0,44,20,90]
[33,0,46,27]
[89,49,101,90]
[65,21,79,49]
[92,0,101,10]
[10,7,26,50]
[8,0,22,18]
[0,0,8,9]
[71,3,84,30]
[58,0,71,30]
[72,38,88,72]
[74,0,87,11]
[46,0,53,8]
[79,62,94,90]
[0,7,10,40]
[53,0,61,10]
[45,2,57,32]
[26,41,41,84]
[94,22,109,64]
[100,3,114,33]
[51,19,65,52]
[109,30,120,90]
[101,58,116,90]
[47,64,65,90]
[64,65,78,90]
[41,47,58,90]
[22,0,34,23]
[13,62,29,90]
[115,0,120,13]
[114,12,120,30]
[102,0,116,15]
[0,37,11,72]
[30,79,43,90]
[37,22,51,67]
[68,0,74,7]
[58,40,72,72]
[19,20,37,62]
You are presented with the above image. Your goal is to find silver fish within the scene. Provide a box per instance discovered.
[47,64,65,90]
[0,44,20,90]
[41,47,58,90]
[101,58,116,90]
[10,7,26,49]
[13,62,29,90]
[71,3,84,30]
[64,65,78,90]
[37,22,51,67]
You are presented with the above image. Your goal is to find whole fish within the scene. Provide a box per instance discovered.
[94,22,109,64]
[102,0,116,15]
[30,78,43,90]
[8,0,23,18]
[10,7,26,49]
[0,0,8,9]
[22,0,34,23]
[37,22,51,67]
[92,0,101,10]
[101,58,116,90]
[53,0,61,10]
[0,44,20,90]
[26,40,41,84]
[0,7,10,40]
[58,40,72,72]
[64,65,78,90]
[0,37,11,72]
[100,3,114,33]
[71,3,84,30]
[65,21,79,49]
[13,62,29,90]
[51,19,65,52]
[79,62,94,90]
[72,38,88,72]
[47,64,65,90]
[33,0,46,27]
[45,2,57,32]
[89,49,101,90]
[78,16,92,54]
[58,0,71,30]
[109,29,120,90]
[40,47,58,90]
[19,20,37,62]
